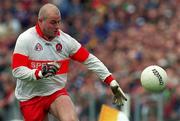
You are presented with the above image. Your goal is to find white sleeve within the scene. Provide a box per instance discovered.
[61,31,112,82]
[12,67,38,81]
[12,32,40,81]
[83,54,112,81]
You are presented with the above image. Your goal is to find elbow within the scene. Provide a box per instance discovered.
[12,68,18,79]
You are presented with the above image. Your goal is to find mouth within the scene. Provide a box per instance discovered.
[54,30,59,34]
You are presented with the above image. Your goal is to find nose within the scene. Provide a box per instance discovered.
[55,22,60,29]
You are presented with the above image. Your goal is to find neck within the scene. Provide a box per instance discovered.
[46,36,54,41]
[39,24,54,41]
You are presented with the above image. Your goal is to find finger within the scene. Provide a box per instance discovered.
[49,66,58,72]
[48,69,57,75]
[48,64,58,69]
[48,62,60,69]
[113,97,123,106]
[118,87,127,101]
[54,62,60,69]
[44,73,54,78]
[117,99,124,106]
[113,97,117,104]
[42,64,48,71]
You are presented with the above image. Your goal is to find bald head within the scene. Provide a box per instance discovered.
[38,3,61,20]
[37,3,61,39]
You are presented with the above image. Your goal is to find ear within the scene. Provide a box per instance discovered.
[38,16,44,23]
[38,18,43,22]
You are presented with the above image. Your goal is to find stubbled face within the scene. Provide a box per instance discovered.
[40,12,61,39]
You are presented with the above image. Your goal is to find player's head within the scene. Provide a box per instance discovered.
[38,3,61,39]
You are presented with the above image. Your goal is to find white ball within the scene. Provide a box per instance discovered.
[140,65,168,92]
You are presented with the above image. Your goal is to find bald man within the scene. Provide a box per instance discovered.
[12,3,127,121]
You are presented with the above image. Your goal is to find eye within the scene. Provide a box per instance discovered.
[50,20,60,25]
[50,21,56,25]
[57,20,60,24]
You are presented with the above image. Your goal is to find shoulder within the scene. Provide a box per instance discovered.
[59,30,79,44]
[59,30,81,54]
[15,26,37,49]
[17,27,36,41]
[59,30,73,40]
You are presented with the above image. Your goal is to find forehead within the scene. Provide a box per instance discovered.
[47,14,61,21]
[46,9,61,20]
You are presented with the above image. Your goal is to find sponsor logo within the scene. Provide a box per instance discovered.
[31,62,47,69]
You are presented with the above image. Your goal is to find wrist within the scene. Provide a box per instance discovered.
[38,71,43,78]
[110,80,119,87]
[104,75,114,85]
[35,69,43,80]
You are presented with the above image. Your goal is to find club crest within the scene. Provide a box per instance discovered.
[35,43,43,51]
[56,43,62,53]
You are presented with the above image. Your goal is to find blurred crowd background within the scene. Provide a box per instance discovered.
[0,0,179,121]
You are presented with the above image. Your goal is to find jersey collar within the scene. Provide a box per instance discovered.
[35,23,60,41]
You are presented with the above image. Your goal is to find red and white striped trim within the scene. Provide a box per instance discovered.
[70,46,89,62]
[104,75,114,85]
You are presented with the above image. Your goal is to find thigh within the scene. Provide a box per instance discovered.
[49,95,78,121]
[20,103,47,121]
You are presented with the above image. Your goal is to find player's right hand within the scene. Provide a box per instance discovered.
[41,62,60,78]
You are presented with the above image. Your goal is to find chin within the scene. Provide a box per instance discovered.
[49,33,56,38]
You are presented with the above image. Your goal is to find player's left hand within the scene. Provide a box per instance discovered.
[41,62,60,78]
[110,80,127,106]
